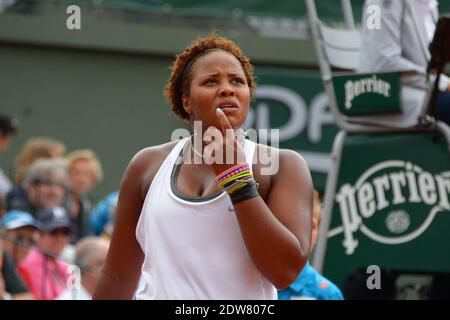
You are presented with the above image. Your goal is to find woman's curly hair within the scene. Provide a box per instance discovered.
[164,34,256,121]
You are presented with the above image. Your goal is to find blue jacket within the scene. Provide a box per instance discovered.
[278,262,344,300]
[89,191,119,236]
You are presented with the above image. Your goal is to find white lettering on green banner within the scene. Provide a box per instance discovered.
[344,75,391,110]
[329,160,450,255]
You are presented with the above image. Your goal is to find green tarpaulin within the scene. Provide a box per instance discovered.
[31,0,450,20]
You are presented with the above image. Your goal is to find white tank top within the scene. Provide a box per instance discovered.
[134,137,277,300]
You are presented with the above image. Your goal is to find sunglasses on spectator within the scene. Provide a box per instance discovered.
[49,228,70,236]
[13,235,36,247]
[1,233,36,248]
[33,178,67,189]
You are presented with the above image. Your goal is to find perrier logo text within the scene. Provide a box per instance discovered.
[334,160,450,255]
[344,75,391,109]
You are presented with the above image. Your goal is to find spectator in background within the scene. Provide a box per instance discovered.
[13,137,66,185]
[7,158,68,216]
[278,191,343,300]
[89,191,118,237]
[0,240,8,299]
[1,210,39,267]
[0,230,33,300]
[19,206,71,300]
[1,211,39,298]
[0,114,18,202]
[360,0,450,125]
[6,137,66,215]
[57,236,109,300]
[66,150,103,242]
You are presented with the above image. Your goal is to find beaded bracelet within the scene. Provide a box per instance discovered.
[216,164,250,184]
[218,171,252,188]
[216,163,259,198]
[223,176,254,195]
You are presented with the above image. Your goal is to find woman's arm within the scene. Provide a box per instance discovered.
[92,147,165,299]
[233,149,313,290]
[211,109,313,290]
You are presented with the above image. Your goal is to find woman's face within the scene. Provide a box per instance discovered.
[183,50,251,130]
[38,228,70,256]
[69,159,97,195]
[3,227,39,264]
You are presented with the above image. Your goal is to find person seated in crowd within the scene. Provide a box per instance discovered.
[19,206,71,300]
[6,137,66,214]
[7,158,68,216]
[66,149,103,242]
[0,114,18,200]
[89,191,118,237]
[1,210,39,267]
[359,0,450,126]
[13,137,66,186]
[0,234,33,300]
[57,236,109,300]
[278,191,344,300]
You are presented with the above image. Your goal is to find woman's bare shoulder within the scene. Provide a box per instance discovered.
[131,140,179,166]
[253,144,309,177]
[126,140,180,198]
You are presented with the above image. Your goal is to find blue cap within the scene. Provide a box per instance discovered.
[1,210,39,230]
[36,206,71,232]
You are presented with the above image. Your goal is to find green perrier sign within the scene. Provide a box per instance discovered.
[322,131,450,289]
[332,72,401,116]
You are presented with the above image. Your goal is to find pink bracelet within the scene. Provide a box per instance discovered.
[216,164,250,182]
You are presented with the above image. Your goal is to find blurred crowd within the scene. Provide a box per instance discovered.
[0,113,118,300]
